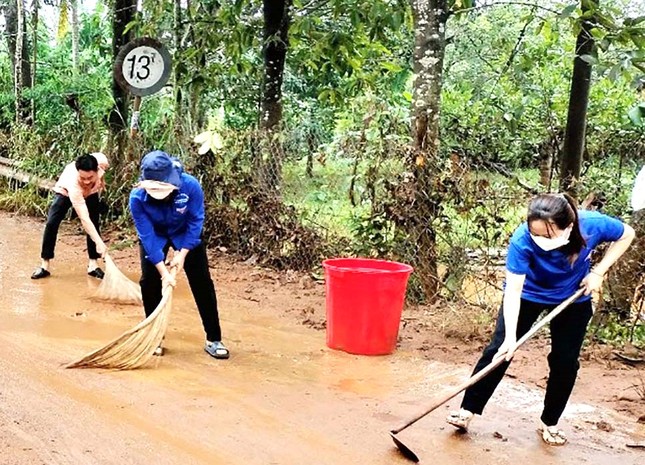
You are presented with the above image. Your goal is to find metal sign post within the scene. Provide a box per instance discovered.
[113,37,172,137]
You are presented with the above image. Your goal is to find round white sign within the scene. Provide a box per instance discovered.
[122,46,166,90]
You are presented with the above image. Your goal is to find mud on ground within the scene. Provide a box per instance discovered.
[0,211,644,464]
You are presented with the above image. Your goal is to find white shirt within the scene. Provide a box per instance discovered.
[631,166,645,212]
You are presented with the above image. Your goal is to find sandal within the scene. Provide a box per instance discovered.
[204,341,230,360]
[538,422,567,446]
[31,268,51,280]
[446,409,474,432]
[87,268,105,279]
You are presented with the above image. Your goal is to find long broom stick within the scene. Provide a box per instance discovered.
[66,268,177,370]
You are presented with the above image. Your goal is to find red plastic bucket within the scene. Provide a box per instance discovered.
[322,258,413,355]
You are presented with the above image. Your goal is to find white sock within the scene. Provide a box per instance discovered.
[41,259,50,271]
[88,259,98,271]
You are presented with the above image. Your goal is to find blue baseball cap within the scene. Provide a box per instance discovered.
[140,150,182,188]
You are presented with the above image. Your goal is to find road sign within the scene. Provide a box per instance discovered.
[113,37,172,97]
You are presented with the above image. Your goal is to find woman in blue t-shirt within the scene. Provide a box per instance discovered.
[446,193,634,446]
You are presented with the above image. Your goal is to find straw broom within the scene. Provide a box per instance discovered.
[66,268,177,370]
[93,253,142,305]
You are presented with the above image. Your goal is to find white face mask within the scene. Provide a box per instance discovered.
[138,180,177,200]
[531,226,572,251]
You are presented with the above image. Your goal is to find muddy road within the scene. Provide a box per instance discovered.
[0,212,643,464]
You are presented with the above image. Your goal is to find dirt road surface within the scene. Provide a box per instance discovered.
[0,212,643,464]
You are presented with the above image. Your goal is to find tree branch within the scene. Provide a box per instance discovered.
[465,35,498,73]
[452,1,561,17]
[480,159,540,195]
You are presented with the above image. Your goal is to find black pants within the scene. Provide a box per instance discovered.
[41,193,101,260]
[461,297,593,426]
[139,241,222,342]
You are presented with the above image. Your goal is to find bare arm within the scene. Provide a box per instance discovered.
[498,271,525,361]
[154,261,177,288]
[72,202,106,255]
[592,224,635,276]
[581,224,635,295]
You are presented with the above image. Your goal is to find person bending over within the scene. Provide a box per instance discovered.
[446,193,634,446]
[31,152,109,280]
[129,150,229,360]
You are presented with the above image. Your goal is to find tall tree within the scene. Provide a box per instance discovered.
[108,0,136,134]
[13,0,25,123]
[407,0,450,300]
[173,0,183,122]
[30,0,38,123]
[559,0,598,195]
[70,0,79,73]
[2,0,32,122]
[257,0,291,194]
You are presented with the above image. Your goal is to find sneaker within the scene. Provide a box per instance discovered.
[31,268,51,280]
[153,346,164,356]
[204,341,230,359]
[88,268,105,279]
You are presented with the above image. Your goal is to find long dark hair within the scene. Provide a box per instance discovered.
[527,193,586,259]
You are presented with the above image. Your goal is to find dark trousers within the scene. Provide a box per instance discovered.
[139,241,222,342]
[41,193,101,260]
[461,297,593,426]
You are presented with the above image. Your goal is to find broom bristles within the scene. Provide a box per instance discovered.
[66,283,174,370]
[93,254,142,305]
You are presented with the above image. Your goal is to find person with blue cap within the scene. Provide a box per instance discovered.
[129,150,229,359]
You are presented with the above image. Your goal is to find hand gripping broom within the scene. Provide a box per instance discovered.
[66,267,177,370]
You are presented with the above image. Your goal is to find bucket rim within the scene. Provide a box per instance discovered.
[322,257,413,274]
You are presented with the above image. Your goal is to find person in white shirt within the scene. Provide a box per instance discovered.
[31,153,109,279]
[631,165,645,213]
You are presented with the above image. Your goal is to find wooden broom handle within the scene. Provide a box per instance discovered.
[161,265,179,294]
[391,288,585,434]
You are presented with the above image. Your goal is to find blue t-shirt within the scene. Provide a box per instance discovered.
[129,173,205,265]
[505,210,625,304]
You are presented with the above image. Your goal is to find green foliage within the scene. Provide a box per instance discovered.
[628,102,645,126]
[441,2,644,171]
[1,0,645,308]
[590,312,645,346]
[0,178,49,217]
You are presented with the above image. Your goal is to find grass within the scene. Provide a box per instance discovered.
[282,156,372,239]
[282,155,533,252]
[0,180,50,217]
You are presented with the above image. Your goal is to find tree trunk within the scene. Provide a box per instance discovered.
[537,129,562,189]
[184,0,206,131]
[108,0,136,134]
[605,209,645,319]
[5,0,31,123]
[3,0,31,91]
[70,0,79,73]
[257,0,291,194]
[306,131,314,178]
[408,0,448,301]
[30,0,38,123]
[173,0,183,123]
[13,0,24,123]
[559,0,597,195]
